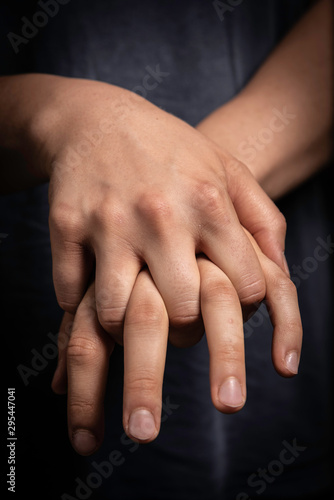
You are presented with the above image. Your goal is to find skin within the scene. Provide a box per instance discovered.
[1,0,331,455]
[197,0,332,199]
[51,0,332,455]
[0,77,287,329]
[0,76,290,451]
[52,230,302,454]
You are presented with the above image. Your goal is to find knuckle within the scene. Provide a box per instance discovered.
[69,399,96,416]
[49,202,82,235]
[273,211,287,235]
[194,182,223,215]
[56,287,82,314]
[91,198,126,229]
[224,154,244,174]
[271,276,297,300]
[201,278,236,306]
[214,341,244,364]
[67,336,101,364]
[135,191,173,225]
[57,298,79,314]
[169,313,199,329]
[126,300,166,328]
[238,277,266,306]
[169,300,200,329]
[97,305,126,333]
[126,370,159,396]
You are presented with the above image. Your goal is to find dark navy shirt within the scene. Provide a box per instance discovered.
[0,1,333,499]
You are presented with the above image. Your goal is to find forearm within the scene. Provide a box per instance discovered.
[0,73,117,193]
[0,73,60,193]
[197,0,333,199]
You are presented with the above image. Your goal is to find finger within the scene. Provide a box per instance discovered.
[94,241,142,342]
[143,235,203,347]
[123,269,168,443]
[198,256,246,414]
[51,312,74,395]
[67,282,115,456]
[244,229,302,376]
[49,205,93,313]
[195,184,266,307]
[260,256,302,377]
[225,157,288,275]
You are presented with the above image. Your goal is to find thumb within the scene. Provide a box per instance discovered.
[225,157,289,276]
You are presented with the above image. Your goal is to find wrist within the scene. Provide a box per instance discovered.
[25,78,145,179]
[0,74,66,180]
[23,75,70,180]
[196,94,286,191]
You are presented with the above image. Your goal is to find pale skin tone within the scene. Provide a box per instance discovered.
[1,63,288,451]
[1,0,331,454]
[52,232,302,454]
[197,0,332,200]
[54,0,331,454]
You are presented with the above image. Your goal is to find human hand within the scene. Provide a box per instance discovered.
[52,231,301,456]
[26,75,288,348]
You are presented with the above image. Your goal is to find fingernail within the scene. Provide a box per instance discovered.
[72,430,97,455]
[218,377,245,408]
[282,252,290,277]
[285,351,299,374]
[128,409,156,441]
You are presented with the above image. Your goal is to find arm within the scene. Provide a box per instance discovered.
[0,73,289,336]
[0,73,55,193]
[197,0,333,199]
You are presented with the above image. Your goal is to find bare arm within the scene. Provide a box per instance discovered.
[1,73,302,454]
[0,73,62,193]
[197,0,333,199]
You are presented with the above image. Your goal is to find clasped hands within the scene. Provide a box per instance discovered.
[30,77,302,455]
